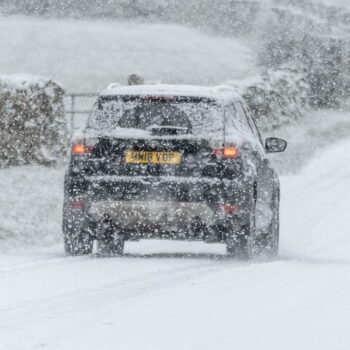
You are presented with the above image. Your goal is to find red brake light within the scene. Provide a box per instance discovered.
[73,144,85,154]
[213,148,239,158]
[220,204,239,213]
[213,149,223,157]
[70,201,85,209]
[223,148,239,157]
[72,145,93,154]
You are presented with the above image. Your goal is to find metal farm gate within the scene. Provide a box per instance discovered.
[65,93,98,133]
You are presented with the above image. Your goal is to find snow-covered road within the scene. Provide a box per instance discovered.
[1,137,350,350]
[1,8,349,349]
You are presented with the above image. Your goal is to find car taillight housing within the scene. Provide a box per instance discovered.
[72,144,93,154]
[220,204,239,213]
[72,138,97,155]
[213,148,239,158]
[70,200,85,209]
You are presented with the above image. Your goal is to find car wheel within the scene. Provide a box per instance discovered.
[226,202,256,260]
[64,229,93,256]
[262,192,280,257]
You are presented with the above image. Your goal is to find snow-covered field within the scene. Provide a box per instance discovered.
[0,166,64,250]
[319,0,350,7]
[0,16,256,92]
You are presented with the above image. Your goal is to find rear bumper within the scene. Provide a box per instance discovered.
[66,174,246,202]
[63,175,251,241]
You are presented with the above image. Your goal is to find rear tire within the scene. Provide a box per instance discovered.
[64,230,93,256]
[261,192,279,258]
[226,203,256,260]
[226,233,253,259]
[62,202,94,256]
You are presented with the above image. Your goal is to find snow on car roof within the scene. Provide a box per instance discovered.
[99,84,242,104]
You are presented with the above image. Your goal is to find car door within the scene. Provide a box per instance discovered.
[238,101,278,229]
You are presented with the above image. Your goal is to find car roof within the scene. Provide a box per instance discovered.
[99,84,243,104]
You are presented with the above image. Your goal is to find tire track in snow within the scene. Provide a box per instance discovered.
[0,253,278,330]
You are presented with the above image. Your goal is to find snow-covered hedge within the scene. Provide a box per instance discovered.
[229,69,310,131]
[257,3,350,109]
[0,74,67,167]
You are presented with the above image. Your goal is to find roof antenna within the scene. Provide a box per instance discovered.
[128,74,144,85]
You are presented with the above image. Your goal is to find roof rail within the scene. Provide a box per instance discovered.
[215,85,236,93]
[106,82,121,90]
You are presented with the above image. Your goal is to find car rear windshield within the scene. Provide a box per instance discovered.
[88,96,225,138]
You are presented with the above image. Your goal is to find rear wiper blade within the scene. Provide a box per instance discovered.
[147,125,191,136]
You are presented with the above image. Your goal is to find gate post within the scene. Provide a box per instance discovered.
[70,94,76,133]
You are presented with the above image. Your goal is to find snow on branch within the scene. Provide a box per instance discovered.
[228,68,310,131]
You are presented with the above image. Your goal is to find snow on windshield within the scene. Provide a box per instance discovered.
[87,97,225,138]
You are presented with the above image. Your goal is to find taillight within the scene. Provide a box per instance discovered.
[70,200,85,209]
[220,204,239,213]
[213,148,239,158]
[72,137,97,155]
[72,144,93,155]
[224,148,239,157]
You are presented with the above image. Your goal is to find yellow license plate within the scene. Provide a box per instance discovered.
[125,151,181,164]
